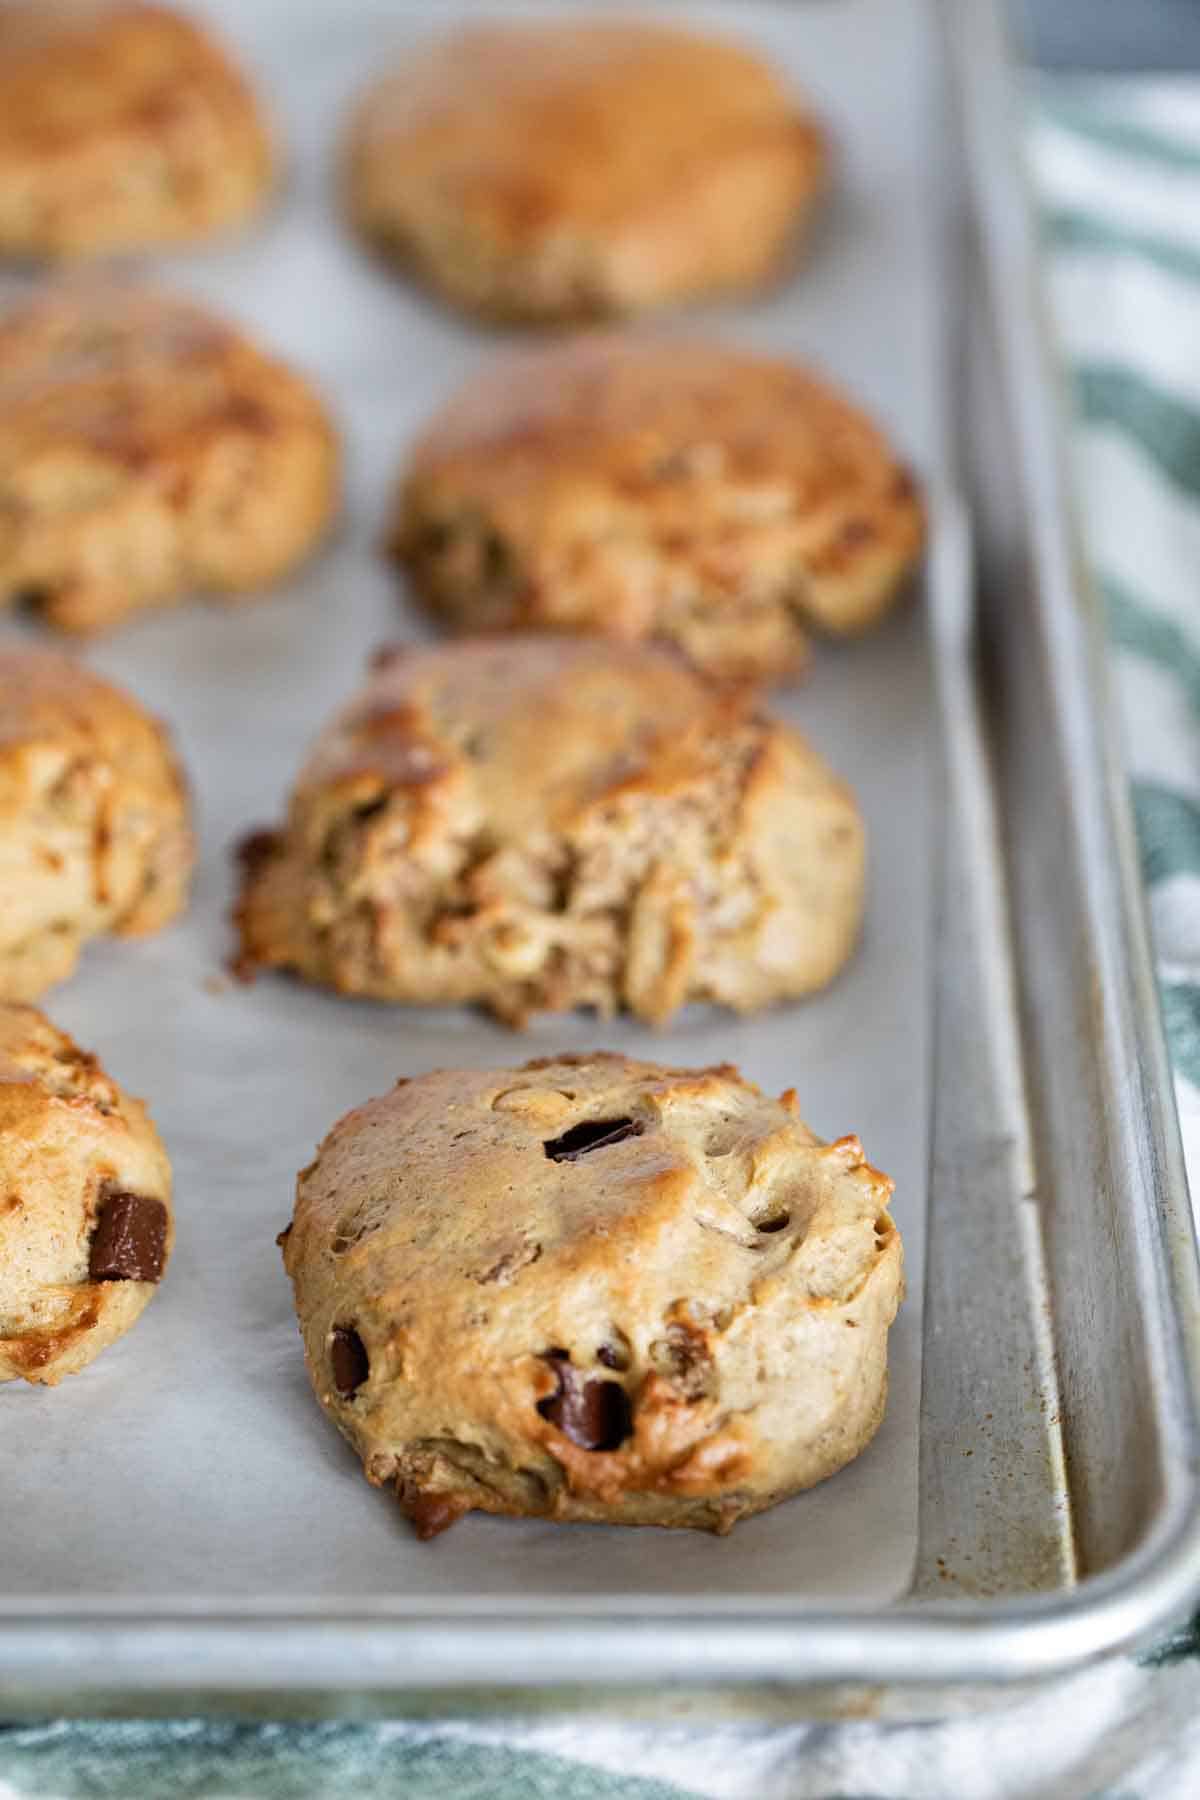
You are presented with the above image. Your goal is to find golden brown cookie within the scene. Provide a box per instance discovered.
[282,1052,903,1536]
[235,636,864,1026]
[0,286,339,634]
[343,19,825,322]
[0,1002,172,1385]
[393,335,925,681]
[0,1,274,260]
[0,648,193,999]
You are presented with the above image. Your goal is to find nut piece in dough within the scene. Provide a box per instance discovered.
[0,1002,173,1385]
[0,285,339,635]
[344,20,826,322]
[0,648,193,1000]
[235,635,865,1026]
[282,1053,903,1536]
[393,335,925,682]
[0,2,274,260]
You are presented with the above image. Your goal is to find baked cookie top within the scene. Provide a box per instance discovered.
[284,1052,902,1535]
[0,285,338,631]
[0,647,193,999]
[395,334,924,677]
[345,20,825,319]
[0,2,274,258]
[0,1001,166,1180]
[283,634,755,841]
[0,644,187,792]
[0,285,323,501]
[235,634,865,1024]
[0,1001,173,1385]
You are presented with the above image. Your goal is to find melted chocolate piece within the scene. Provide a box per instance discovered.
[537,1351,632,1451]
[405,1492,468,1540]
[543,1118,643,1162]
[236,828,279,877]
[88,1191,168,1283]
[330,1326,369,1398]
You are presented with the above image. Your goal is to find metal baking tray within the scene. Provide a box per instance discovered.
[2,0,1199,1718]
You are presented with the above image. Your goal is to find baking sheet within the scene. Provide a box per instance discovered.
[0,0,940,1609]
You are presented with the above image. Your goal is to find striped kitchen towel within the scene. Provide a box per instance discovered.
[1034,79,1200,1193]
[2,73,1200,1800]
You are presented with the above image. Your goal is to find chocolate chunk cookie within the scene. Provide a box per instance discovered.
[0,648,193,1000]
[343,19,825,322]
[234,636,864,1026]
[282,1053,903,1535]
[392,335,925,681]
[0,2,274,260]
[0,285,339,634]
[0,1002,172,1385]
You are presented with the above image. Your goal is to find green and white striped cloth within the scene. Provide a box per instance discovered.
[1035,80,1200,1188]
[3,77,1200,1800]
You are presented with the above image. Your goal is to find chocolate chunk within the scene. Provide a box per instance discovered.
[596,1329,632,1371]
[369,642,409,672]
[537,1351,632,1451]
[88,1191,168,1283]
[482,532,511,584]
[236,828,279,877]
[351,793,390,823]
[543,1117,643,1162]
[404,1491,469,1540]
[649,1323,713,1400]
[330,1325,369,1398]
[415,522,453,557]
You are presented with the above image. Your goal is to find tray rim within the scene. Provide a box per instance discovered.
[4,0,1200,1703]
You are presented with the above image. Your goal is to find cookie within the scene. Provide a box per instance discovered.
[0,648,193,999]
[0,286,339,634]
[0,2,274,260]
[282,1052,902,1536]
[343,19,825,322]
[235,635,864,1026]
[392,336,924,681]
[0,1002,172,1385]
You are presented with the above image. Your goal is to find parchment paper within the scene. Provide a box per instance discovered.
[0,0,942,1610]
